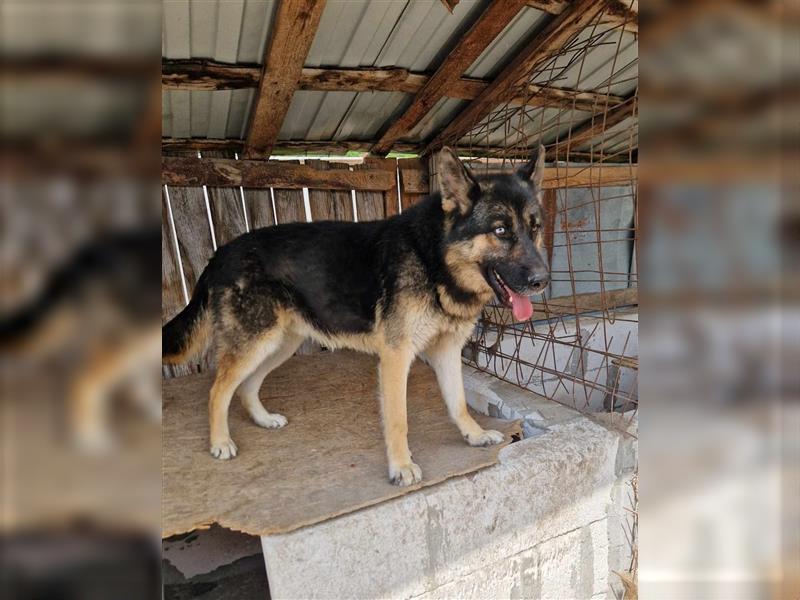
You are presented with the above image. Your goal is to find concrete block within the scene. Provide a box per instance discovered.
[261,492,432,600]
[606,472,636,599]
[260,419,622,599]
[535,519,610,599]
[412,547,536,600]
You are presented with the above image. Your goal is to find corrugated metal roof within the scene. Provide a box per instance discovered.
[161,0,638,152]
[464,6,550,79]
[162,0,277,63]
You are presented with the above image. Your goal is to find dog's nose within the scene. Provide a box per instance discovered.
[528,272,550,290]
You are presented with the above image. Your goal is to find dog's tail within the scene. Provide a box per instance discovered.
[0,288,72,355]
[0,258,80,355]
[162,270,212,364]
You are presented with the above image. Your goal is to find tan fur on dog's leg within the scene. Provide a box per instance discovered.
[70,326,161,451]
[209,333,284,459]
[237,332,304,429]
[378,346,421,486]
[426,334,504,447]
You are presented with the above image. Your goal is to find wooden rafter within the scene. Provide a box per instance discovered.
[603,0,638,34]
[162,60,624,113]
[162,156,395,190]
[549,96,637,160]
[162,61,261,90]
[370,0,529,156]
[160,138,638,164]
[244,0,327,158]
[424,0,613,155]
[162,138,245,153]
[162,138,422,156]
[162,155,635,190]
[527,0,638,34]
[439,0,460,14]
[399,163,636,193]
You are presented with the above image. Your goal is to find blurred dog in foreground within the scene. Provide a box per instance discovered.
[163,148,550,486]
[1,228,161,450]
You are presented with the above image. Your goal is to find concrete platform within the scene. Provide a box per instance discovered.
[163,367,637,599]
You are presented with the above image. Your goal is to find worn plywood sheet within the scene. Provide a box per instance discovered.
[163,351,520,538]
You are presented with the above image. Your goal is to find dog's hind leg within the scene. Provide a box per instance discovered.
[426,333,504,447]
[69,326,161,451]
[209,331,285,460]
[378,345,421,486]
[237,332,304,429]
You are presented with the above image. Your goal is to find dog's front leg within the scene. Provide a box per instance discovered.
[378,347,421,486]
[427,335,504,447]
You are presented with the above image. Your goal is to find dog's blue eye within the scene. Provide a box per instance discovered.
[494,226,508,237]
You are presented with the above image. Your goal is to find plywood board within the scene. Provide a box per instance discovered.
[163,351,520,538]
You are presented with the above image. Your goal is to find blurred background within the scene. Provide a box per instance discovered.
[1,1,162,599]
[0,0,797,598]
[638,0,798,598]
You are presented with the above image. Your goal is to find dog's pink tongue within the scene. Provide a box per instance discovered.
[509,289,533,321]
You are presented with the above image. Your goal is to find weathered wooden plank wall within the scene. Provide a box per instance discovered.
[308,161,354,221]
[162,189,191,378]
[244,189,276,229]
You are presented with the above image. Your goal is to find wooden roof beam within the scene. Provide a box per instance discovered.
[161,138,421,156]
[425,0,613,155]
[162,156,395,190]
[161,155,635,190]
[162,61,624,112]
[160,138,638,164]
[370,0,530,156]
[527,0,638,34]
[244,0,327,158]
[549,96,637,160]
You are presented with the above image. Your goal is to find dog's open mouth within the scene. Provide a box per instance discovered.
[486,268,533,321]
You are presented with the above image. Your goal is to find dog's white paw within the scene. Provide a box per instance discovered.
[465,428,504,447]
[253,412,288,429]
[388,461,422,487]
[210,438,238,460]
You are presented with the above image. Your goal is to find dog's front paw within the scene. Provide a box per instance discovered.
[388,461,422,486]
[465,428,504,447]
[253,412,287,429]
[210,438,238,460]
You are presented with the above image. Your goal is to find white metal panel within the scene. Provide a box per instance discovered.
[207,90,233,139]
[163,0,191,59]
[236,0,277,63]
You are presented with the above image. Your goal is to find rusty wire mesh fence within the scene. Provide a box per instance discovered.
[433,4,639,434]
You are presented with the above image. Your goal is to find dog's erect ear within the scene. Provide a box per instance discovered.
[517,144,546,198]
[438,147,478,214]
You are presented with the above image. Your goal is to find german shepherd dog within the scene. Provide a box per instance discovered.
[162,147,550,486]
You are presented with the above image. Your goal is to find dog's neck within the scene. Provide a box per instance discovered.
[435,281,492,322]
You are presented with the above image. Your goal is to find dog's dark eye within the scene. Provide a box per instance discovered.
[531,220,540,232]
[494,226,509,238]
